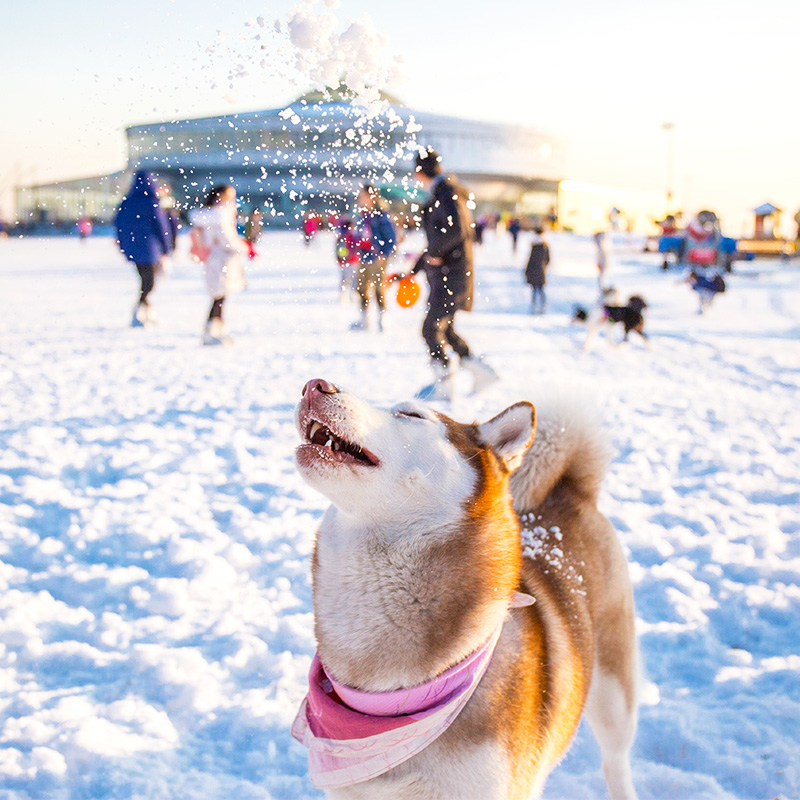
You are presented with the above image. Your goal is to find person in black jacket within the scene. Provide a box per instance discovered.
[525,226,550,313]
[409,148,498,401]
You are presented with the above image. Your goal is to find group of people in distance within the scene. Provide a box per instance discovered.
[112,149,499,400]
[336,150,501,400]
[115,150,724,402]
[114,171,246,345]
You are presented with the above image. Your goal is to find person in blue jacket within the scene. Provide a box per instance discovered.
[114,170,175,327]
[351,184,396,332]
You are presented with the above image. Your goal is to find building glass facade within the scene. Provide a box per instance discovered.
[16,95,565,228]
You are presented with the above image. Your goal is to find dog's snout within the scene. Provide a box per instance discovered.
[302,378,339,397]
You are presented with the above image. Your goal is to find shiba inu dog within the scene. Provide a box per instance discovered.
[292,378,638,800]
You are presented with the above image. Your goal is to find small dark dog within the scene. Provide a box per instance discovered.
[577,294,648,350]
[605,295,648,339]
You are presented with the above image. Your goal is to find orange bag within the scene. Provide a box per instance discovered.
[395,275,421,307]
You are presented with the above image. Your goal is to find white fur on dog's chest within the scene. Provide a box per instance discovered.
[325,740,513,800]
[314,520,452,680]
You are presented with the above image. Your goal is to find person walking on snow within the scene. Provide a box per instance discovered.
[525,226,550,314]
[189,184,247,346]
[351,184,396,332]
[594,230,610,292]
[408,148,498,401]
[114,170,175,328]
[334,217,359,304]
[508,217,521,253]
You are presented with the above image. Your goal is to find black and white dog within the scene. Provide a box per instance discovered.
[573,292,648,349]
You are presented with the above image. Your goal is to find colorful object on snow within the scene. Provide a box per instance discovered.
[243,239,257,260]
[393,274,421,307]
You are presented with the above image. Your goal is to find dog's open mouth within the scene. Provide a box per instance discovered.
[302,419,379,467]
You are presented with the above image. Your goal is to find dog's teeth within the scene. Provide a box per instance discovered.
[326,437,334,448]
[309,421,322,440]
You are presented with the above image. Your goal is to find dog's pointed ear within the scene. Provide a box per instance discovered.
[478,402,536,473]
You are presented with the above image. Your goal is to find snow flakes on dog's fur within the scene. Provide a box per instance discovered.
[520,521,587,596]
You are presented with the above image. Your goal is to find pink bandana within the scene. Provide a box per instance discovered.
[292,594,532,789]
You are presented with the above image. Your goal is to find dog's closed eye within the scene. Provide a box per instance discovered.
[396,409,424,420]
[393,404,427,421]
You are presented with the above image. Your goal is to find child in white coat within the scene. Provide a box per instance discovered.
[189,185,247,345]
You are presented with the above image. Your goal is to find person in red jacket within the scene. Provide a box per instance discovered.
[335,218,359,304]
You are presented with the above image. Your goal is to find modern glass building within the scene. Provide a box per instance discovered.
[17,92,565,227]
[16,171,130,230]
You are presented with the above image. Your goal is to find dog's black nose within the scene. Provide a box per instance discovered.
[302,378,339,397]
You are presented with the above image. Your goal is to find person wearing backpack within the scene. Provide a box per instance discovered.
[334,217,359,304]
[114,170,175,327]
[351,184,397,332]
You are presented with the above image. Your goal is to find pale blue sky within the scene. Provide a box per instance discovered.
[2,0,798,232]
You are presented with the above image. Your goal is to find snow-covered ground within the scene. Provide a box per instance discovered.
[1,229,798,800]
